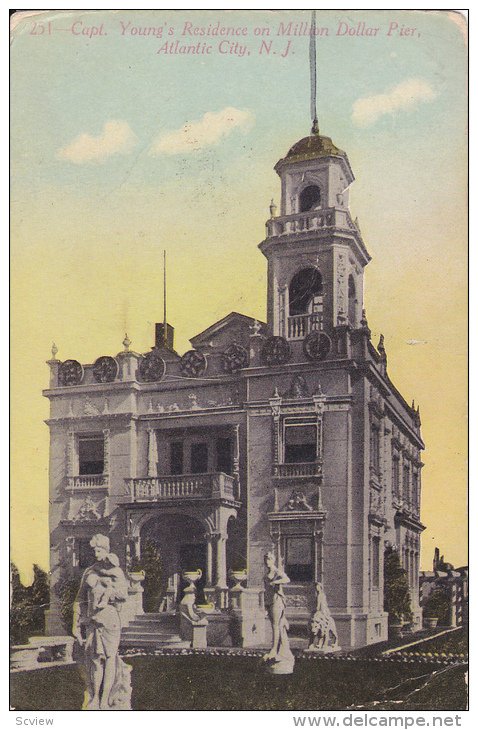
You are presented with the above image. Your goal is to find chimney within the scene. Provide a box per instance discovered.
[155,322,174,350]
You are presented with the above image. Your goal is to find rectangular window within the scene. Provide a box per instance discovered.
[170,441,183,475]
[412,472,419,508]
[216,437,232,475]
[284,424,317,464]
[370,426,380,472]
[392,455,400,496]
[190,443,208,474]
[372,537,380,588]
[403,462,410,502]
[78,435,104,475]
[78,539,95,569]
[285,537,314,582]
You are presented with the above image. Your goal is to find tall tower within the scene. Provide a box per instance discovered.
[259,130,371,353]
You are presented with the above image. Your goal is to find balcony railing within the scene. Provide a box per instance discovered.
[272,461,323,479]
[66,475,109,490]
[266,208,355,239]
[287,313,323,340]
[126,472,237,502]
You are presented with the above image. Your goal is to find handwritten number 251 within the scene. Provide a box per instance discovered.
[30,21,52,35]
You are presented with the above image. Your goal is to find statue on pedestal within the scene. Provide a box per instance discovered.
[262,551,295,674]
[72,534,132,710]
[307,582,341,653]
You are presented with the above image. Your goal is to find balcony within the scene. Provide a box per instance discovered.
[126,472,238,503]
[287,313,323,340]
[266,208,356,239]
[272,461,323,479]
[66,474,109,490]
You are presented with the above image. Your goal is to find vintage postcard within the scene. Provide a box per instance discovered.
[10,7,468,716]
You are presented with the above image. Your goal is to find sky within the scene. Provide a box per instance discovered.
[10,8,467,583]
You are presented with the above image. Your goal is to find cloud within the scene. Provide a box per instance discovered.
[57,120,138,164]
[150,107,254,155]
[352,79,437,127]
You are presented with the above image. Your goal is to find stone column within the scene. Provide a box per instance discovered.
[147,428,158,477]
[205,534,214,586]
[215,535,228,589]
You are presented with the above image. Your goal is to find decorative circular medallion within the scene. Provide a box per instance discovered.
[221,343,249,373]
[93,355,119,383]
[303,331,331,361]
[58,359,84,386]
[180,350,207,378]
[139,349,166,382]
[261,336,291,366]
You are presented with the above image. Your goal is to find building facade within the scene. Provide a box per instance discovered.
[45,128,425,649]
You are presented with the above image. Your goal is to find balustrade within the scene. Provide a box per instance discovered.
[272,461,323,478]
[126,472,236,502]
[266,208,355,239]
[287,312,323,340]
[66,474,108,490]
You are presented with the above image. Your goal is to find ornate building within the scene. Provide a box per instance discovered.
[45,126,425,649]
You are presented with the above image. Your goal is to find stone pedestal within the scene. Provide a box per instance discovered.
[121,571,145,626]
[229,583,267,647]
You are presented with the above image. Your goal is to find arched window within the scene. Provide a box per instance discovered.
[299,185,321,212]
[348,274,357,327]
[289,268,323,316]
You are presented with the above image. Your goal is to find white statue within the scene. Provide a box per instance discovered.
[72,534,132,710]
[262,551,295,674]
[307,582,341,653]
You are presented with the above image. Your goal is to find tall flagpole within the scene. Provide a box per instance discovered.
[309,10,319,134]
[163,250,167,337]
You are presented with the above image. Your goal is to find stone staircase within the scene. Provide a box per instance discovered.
[121,613,189,649]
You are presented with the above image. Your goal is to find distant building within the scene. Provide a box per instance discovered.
[420,548,468,627]
[44,125,425,649]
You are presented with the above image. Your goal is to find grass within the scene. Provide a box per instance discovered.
[10,654,468,711]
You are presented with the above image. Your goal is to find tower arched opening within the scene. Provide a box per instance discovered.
[299,185,321,212]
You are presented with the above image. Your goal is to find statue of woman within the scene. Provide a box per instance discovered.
[72,534,131,710]
[263,551,294,673]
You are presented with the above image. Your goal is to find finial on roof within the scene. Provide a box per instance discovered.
[51,342,58,360]
[269,199,277,218]
[123,333,131,352]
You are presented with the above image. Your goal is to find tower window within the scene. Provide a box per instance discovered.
[284,423,317,463]
[299,185,321,212]
[78,435,105,475]
[289,268,323,316]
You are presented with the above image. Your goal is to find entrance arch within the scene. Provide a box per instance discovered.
[140,513,208,610]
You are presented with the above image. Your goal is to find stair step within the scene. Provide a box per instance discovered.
[122,626,178,639]
[121,637,186,646]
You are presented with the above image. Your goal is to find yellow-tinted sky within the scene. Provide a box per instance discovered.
[11,9,467,583]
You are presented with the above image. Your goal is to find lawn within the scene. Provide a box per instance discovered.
[10,654,468,711]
